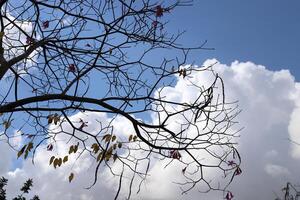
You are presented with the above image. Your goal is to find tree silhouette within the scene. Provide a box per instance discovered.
[0,177,40,200]
[0,0,241,199]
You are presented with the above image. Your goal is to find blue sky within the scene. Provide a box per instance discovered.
[168,0,300,80]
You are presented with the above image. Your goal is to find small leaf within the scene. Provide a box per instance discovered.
[73,145,78,153]
[182,166,187,174]
[53,158,59,168]
[24,150,29,159]
[26,142,34,152]
[128,135,133,142]
[3,120,11,129]
[58,158,62,167]
[53,116,60,125]
[113,143,117,150]
[118,143,122,148]
[105,153,111,161]
[105,147,113,161]
[49,156,55,165]
[17,145,27,158]
[111,135,116,142]
[133,135,137,142]
[63,155,68,163]
[91,143,98,149]
[69,145,74,154]
[103,134,111,143]
[47,115,53,124]
[91,143,99,154]
[97,152,103,162]
[113,153,118,162]
[69,173,74,183]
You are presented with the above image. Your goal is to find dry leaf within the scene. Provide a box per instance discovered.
[69,173,74,183]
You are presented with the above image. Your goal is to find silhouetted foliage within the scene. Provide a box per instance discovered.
[0,177,39,200]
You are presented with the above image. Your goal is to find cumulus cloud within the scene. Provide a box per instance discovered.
[1,59,300,200]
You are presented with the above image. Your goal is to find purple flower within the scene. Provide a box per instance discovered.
[225,191,234,200]
[42,20,49,29]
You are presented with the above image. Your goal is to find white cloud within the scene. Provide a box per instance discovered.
[1,59,300,200]
[265,164,290,177]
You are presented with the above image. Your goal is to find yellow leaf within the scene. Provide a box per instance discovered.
[0,32,4,38]
[69,173,74,183]
[63,155,68,163]
[49,156,55,165]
